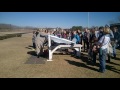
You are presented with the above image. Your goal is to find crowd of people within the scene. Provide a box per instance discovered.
[32,25,120,73]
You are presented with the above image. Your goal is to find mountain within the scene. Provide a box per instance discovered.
[0,23,38,30]
[0,23,21,29]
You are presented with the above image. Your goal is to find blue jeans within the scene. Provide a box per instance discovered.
[99,48,107,72]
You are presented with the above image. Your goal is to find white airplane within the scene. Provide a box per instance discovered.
[47,35,82,61]
[49,35,75,44]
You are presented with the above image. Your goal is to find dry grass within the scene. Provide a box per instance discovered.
[0,33,120,78]
[0,31,23,36]
[0,30,33,36]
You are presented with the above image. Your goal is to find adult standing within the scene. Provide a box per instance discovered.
[105,25,114,62]
[83,28,90,52]
[35,30,49,58]
[97,27,111,73]
[112,27,120,59]
[32,31,36,50]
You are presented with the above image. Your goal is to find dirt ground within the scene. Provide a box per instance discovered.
[0,33,120,78]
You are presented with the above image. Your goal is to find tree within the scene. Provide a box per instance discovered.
[109,20,115,24]
[109,16,120,24]
[71,26,83,31]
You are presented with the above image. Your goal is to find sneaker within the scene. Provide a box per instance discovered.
[91,62,96,66]
[114,55,116,59]
[98,69,105,73]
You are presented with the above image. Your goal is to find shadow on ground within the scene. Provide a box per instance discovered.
[105,65,120,74]
[73,53,95,66]
[25,55,46,64]
[26,51,47,64]
[69,52,120,74]
[110,56,120,61]
[27,51,37,56]
[108,61,120,66]
[25,45,34,49]
[65,59,98,72]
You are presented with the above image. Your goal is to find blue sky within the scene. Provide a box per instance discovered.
[0,12,120,28]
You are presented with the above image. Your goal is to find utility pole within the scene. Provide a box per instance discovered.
[88,12,89,28]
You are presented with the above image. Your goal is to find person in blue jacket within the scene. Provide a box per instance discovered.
[71,30,80,57]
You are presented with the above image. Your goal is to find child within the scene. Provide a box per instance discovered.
[88,37,98,64]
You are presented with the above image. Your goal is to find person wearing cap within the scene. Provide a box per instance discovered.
[104,25,114,62]
[105,24,114,39]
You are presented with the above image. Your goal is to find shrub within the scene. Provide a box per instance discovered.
[0,33,22,40]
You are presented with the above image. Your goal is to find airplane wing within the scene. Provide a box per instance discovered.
[48,35,80,51]
[49,35,75,44]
